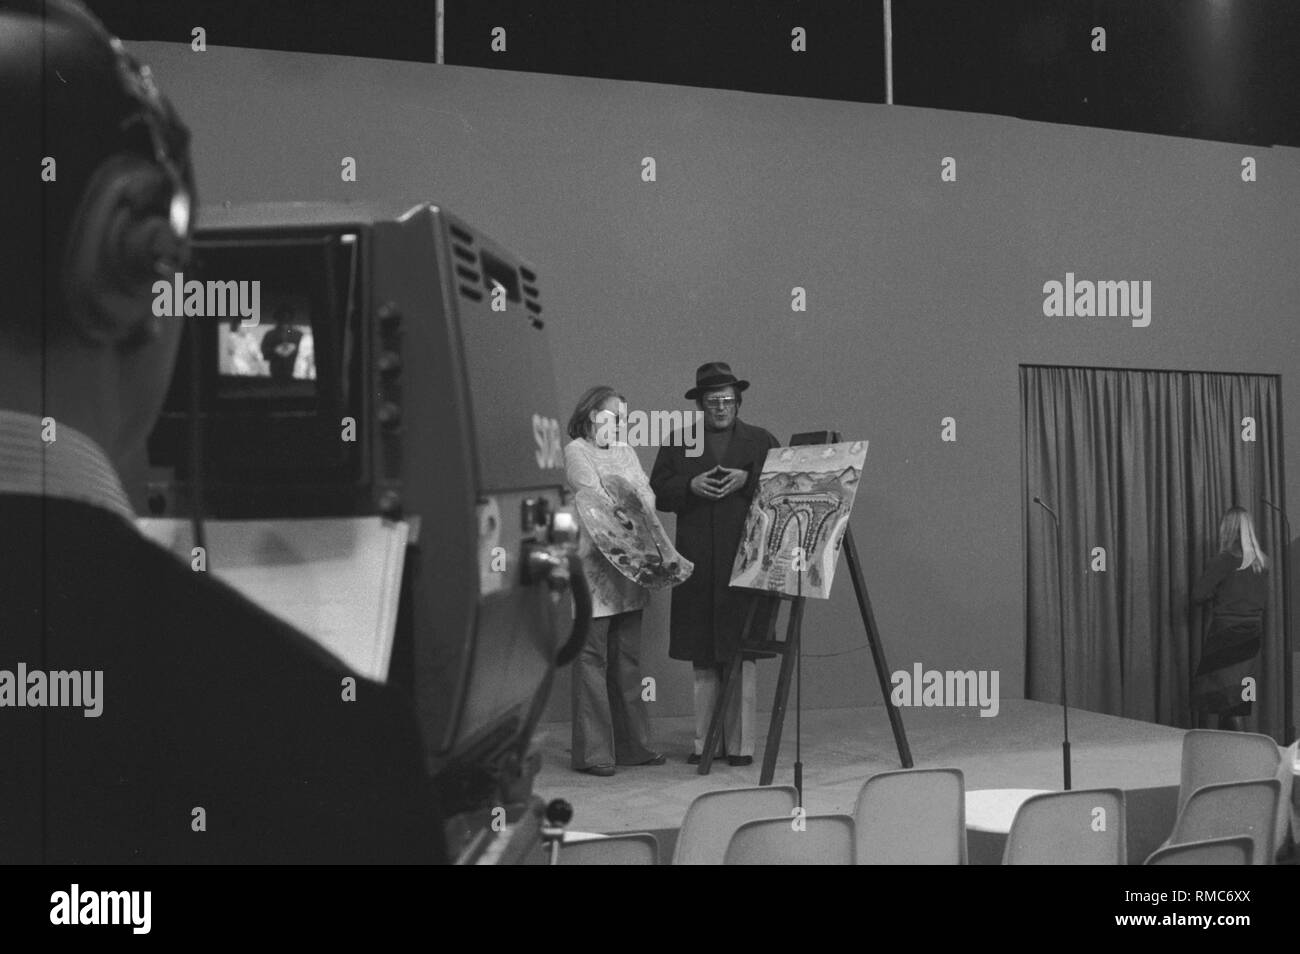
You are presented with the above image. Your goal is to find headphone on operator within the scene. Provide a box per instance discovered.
[4,0,196,344]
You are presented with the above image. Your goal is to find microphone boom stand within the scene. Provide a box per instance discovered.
[1034,495,1072,790]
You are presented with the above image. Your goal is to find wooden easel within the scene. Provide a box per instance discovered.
[698,430,913,786]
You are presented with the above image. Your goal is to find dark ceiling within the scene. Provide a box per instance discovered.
[88,0,1300,147]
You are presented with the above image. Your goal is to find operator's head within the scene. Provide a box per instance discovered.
[0,0,195,470]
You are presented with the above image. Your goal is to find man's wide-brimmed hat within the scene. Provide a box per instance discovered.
[685,361,750,401]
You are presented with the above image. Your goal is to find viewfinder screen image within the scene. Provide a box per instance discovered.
[218,298,316,383]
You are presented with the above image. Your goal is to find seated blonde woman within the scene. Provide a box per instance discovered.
[1191,506,1269,731]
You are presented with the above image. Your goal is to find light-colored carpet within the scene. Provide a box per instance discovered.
[532,699,1186,832]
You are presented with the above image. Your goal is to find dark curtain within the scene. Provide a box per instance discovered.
[1022,366,1287,740]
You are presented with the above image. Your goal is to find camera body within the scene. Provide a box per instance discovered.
[146,203,575,824]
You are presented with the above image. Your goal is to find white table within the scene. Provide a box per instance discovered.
[965,788,1054,834]
[964,788,1053,864]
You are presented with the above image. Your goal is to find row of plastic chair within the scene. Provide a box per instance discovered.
[563,768,965,864]
[687,767,969,864]
[1176,729,1296,862]
[1007,777,1289,865]
[558,808,858,864]
[561,784,1272,864]
[996,729,1296,864]
[560,728,1298,864]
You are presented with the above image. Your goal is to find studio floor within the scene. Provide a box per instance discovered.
[532,698,1187,835]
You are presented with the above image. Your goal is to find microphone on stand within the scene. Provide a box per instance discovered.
[1261,497,1295,744]
[1033,494,1072,790]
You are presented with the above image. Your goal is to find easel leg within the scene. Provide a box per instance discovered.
[842,527,913,767]
[760,599,802,786]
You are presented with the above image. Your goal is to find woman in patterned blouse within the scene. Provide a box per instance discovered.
[563,386,669,776]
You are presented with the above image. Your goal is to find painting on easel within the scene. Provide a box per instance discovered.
[729,441,868,599]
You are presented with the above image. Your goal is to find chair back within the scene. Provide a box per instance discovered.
[853,767,966,864]
[1273,741,1297,854]
[1145,835,1253,865]
[1169,779,1280,866]
[1179,730,1281,816]
[672,785,799,865]
[559,832,659,865]
[724,814,855,865]
[1003,788,1126,865]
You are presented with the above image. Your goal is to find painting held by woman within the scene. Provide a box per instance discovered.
[573,472,692,589]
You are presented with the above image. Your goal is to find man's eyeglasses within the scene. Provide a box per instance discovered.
[703,396,737,409]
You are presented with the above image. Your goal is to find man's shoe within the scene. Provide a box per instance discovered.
[687,751,728,765]
[727,755,754,767]
[579,764,616,777]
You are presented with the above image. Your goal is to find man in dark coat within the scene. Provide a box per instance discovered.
[260,310,305,382]
[651,362,780,765]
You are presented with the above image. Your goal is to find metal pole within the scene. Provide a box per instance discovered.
[1283,511,1293,744]
[1034,496,1071,789]
[1055,522,1072,790]
[436,0,445,65]
[882,0,894,105]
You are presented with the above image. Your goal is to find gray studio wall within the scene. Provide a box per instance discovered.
[135,43,1300,725]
